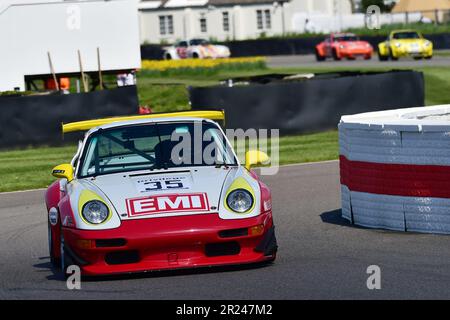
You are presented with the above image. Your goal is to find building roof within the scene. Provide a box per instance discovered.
[392,0,450,12]
[139,0,288,9]
[208,0,287,5]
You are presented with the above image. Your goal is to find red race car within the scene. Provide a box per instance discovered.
[45,111,277,277]
[315,33,373,61]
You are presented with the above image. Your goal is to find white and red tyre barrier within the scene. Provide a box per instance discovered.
[339,105,450,234]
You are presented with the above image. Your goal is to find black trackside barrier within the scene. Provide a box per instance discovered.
[0,86,139,149]
[189,70,424,135]
[141,33,450,59]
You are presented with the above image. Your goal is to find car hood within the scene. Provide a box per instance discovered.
[341,41,370,47]
[83,166,234,220]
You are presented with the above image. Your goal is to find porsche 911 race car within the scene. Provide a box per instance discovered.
[315,33,373,61]
[45,110,277,276]
[377,30,433,61]
[163,39,231,60]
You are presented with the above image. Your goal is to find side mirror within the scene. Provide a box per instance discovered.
[52,164,74,182]
[245,150,270,170]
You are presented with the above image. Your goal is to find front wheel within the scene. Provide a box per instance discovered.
[332,49,341,61]
[378,48,388,61]
[315,49,325,61]
[60,227,75,278]
[48,222,59,267]
[389,48,398,61]
[425,55,433,60]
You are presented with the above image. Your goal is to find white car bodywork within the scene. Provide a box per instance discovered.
[163,39,231,60]
[64,117,262,231]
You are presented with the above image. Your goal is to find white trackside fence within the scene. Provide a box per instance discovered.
[339,104,450,234]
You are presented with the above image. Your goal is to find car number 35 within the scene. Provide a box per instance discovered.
[144,179,184,191]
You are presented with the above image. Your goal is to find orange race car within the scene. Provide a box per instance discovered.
[315,33,373,61]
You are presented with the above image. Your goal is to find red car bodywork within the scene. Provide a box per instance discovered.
[45,173,277,276]
[315,33,373,61]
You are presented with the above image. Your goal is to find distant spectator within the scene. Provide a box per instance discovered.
[304,18,316,33]
[45,77,70,94]
[117,71,136,87]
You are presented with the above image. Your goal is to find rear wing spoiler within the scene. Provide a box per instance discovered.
[62,110,225,133]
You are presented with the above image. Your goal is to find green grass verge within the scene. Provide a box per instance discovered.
[0,146,77,192]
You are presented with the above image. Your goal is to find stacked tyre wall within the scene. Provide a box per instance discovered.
[339,105,450,234]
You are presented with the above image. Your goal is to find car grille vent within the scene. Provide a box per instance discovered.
[218,228,248,238]
[96,238,127,247]
[105,251,140,265]
[205,241,241,257]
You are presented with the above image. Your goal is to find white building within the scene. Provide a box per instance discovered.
[0,0,141,92]
[138,0,353,44]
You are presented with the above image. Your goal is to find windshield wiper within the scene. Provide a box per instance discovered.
[214,163,237,168]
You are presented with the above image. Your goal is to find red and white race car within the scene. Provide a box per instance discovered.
[163,39,231,60]
[45,110,277,276]
[315,33,373,61]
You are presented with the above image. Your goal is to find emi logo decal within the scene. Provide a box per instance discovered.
[126,193,209,217]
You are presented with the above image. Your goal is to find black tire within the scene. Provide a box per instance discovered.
[425,55,433,60]
[315,49,325,61]
[414,56,423,60]
[378,48,389,61]
[192,52,199,59]
[389,48,398,61]
[60,226,74,279]
[332,49,341,61]
[48,221,59,267]
[164,53,172,60]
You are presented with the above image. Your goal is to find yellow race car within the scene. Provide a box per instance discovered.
[377,30,433,61]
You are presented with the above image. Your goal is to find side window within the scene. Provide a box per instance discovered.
[178,41,188,47]
[200,17,207,33]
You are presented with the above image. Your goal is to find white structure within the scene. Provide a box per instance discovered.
[138,0,353,43]
[0,0,141,92]
[340,105,450,234]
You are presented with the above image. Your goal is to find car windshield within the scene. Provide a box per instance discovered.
[78,121,237,178]
[392,32,420,39]
[335,35,358,42]
[190,39,209,46]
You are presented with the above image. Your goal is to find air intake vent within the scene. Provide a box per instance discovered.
[205,242,241,257]
[96,238,127,247]
[105,251,140,265]
[218,228,248,238]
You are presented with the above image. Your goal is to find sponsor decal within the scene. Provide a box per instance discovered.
[133,176,191,193]
[126,193,209,217]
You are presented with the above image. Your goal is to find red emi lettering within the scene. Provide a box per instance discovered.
[126,193,209,216]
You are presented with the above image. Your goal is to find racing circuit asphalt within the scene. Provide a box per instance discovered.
[1,160,450,300]
[267,52,450,68]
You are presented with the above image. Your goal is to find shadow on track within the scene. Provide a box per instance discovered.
[33,256,276,282]
[320,209,369,230]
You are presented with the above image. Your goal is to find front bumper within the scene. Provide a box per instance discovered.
[340,48,373,58]
[63,211,276,276]
[392,46,432,57]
